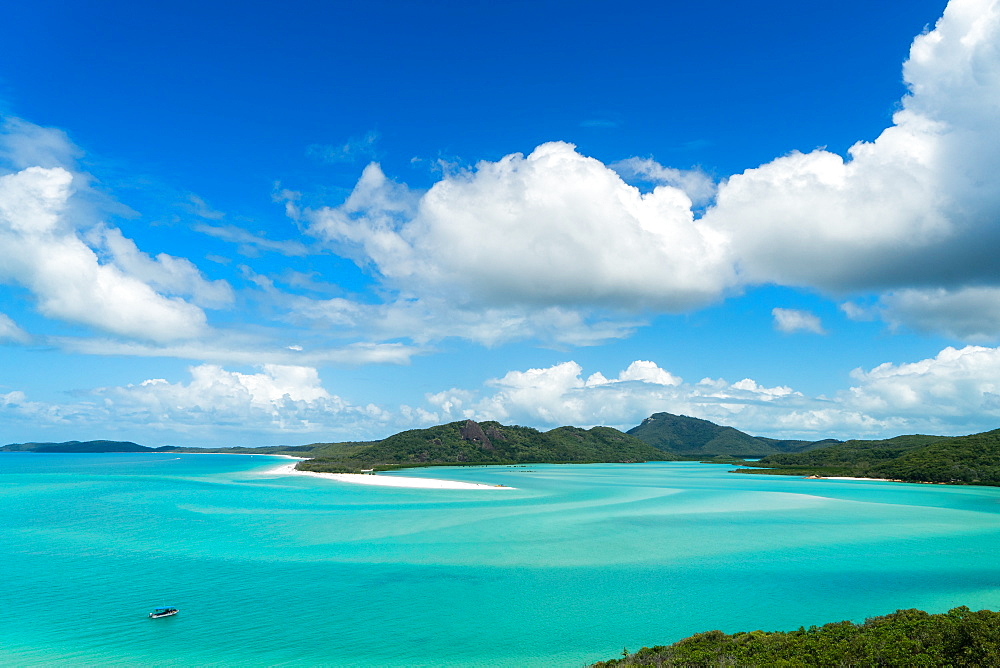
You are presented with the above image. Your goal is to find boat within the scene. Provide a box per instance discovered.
[148,607,179,618]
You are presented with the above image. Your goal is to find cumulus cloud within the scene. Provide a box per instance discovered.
[10,346,1000,446]
[423,360,800,433]
[0,364,393,445]
[704,0,1000,295]
[843,345,1000,429]
[772,307,826,335]
[306,142,735,312]
[420,348,1000,439]
[0,166,212,342]
[87,224,233,308]
[0,116,238,344]
[294,0,1000,343]
[111,364,380,436]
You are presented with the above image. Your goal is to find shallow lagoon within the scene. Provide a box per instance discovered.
[3,453,1000,666]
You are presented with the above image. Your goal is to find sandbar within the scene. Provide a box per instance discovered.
[266,462,516,489]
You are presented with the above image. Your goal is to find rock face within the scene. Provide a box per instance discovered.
[460,420,495,451]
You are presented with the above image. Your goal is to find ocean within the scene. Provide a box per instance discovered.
[3,453,1000,666]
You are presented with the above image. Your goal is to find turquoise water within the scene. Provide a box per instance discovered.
[3,454,1000,666]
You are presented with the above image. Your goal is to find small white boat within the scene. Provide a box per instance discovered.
[149,607,179,618]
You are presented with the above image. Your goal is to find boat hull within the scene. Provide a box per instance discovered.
[148,609,178,618]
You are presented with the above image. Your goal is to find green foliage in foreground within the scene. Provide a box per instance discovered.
[299,420,676,473]
[592,607,1000,667]
[736,429,1000,486]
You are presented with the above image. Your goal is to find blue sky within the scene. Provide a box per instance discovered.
[5,0,1000,447]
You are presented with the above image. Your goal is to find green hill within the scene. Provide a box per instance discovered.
[739,434,949,476]
[868,429,1000,484]
[626,412,835,457]
[592,606,1000,667]
[299,419,676,473]
[733,431,1000,485]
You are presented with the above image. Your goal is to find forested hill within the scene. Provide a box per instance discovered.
[298,420,676,473]
[737,429,1000,486]
[626,412,837,457]
[0,440,155,453]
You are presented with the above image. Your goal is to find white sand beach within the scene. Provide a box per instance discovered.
[267,462,516,489]
[815,476,896,482]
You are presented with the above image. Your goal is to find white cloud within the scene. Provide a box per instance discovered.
[9,347,1000,447]
[703,0,1000,295]
[0,364,393,445]
[292,0,1000,344]
[424,360,802,433]
[0,312,28,343]
[839,301,875,322]
[184,194,225,221]
[306,142,735,312]
[615,360,682,386]
[290,293,641,347]
[0,117,81,171]
[56,336,423,367]
[876,287,1000,341]
[421,347,1000,439]
[843,345,1000,428]
[0,166,210,342]
[87,224,233,308]
[8,0,1000,365]
[194,223,310,257]
[611,157,717,206]
[772,307,826,335]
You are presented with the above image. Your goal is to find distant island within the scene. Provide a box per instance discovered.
[7,412,1000,487]
[591,606,1000,667]
[0,440,315,455]
[0,440,166,453]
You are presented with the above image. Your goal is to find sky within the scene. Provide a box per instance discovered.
[5,0,1000,447]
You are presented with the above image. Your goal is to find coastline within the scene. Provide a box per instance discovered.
[809,475,897,482]
[265,462,516,490]
[155,452,306,458]
[816,475,949,485]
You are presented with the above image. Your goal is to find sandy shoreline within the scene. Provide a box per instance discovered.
[160,452,305,458]
[265,462,516,490]
[809,475,897,482]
